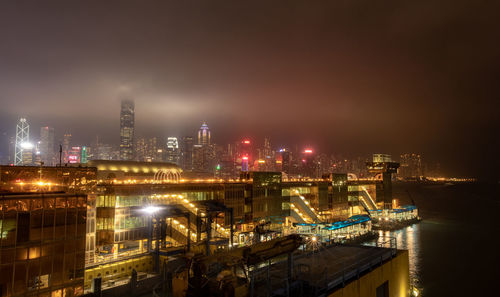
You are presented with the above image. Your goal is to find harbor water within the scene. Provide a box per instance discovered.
[366,182,499,297]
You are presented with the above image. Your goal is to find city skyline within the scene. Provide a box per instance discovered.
[1,1,498,180]
[1,2,498,297]
[0,112,441,180]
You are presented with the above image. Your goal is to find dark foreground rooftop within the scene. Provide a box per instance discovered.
[251,243,400,297]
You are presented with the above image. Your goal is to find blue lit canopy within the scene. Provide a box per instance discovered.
[295,215,371,231]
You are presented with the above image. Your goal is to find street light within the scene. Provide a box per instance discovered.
[142,205,161,215]
[142,205,163,273]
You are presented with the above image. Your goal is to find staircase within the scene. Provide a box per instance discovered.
[358,187,378,210]
[289,191,322,223]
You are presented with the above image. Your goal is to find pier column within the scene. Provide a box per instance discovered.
[383,172,393,209]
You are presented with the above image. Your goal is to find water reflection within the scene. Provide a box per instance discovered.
[364,224,421,290]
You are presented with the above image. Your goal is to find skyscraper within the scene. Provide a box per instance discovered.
[147,137,160,162]
[166,137,180,165]
[96,143,114,160]
[119,99,135,160]
[8,135,15,164]
[279,148,291,174]
[181,136,194,171]
[236,139,253,172]
[63,133,72,163]
[135,137,147,161]
[14,118,30,165]
[197,122,211,146]
[301,148,316,177]
[399,153,423,179]
[40,126,55,166]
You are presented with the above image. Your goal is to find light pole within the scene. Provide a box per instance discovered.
[142,206,162,273]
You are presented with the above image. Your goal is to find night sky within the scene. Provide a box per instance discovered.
[1,1,498,180]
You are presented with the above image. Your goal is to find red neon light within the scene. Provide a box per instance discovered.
[243,140,250,144]
[242,156,249,160]
[304,149,313,154]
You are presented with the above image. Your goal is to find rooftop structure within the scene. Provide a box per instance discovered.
[197,122,211,146]
[0,165,97,193]
[366,154,400,209]
[86,160,182,182]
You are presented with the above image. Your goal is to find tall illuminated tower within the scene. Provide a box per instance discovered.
[119,99,135,160]
[14,118,30,165]
[40,126,55,165]
[197,122,211,146]
[63,133,72,163]
[166,137,180,165]
[181,136,194,171]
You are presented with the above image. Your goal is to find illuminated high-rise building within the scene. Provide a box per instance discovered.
[399,153,423,179]
[235,139,253,172]
[263,137,272,159]
[96,143,114,160]
[135,137,147,161]
[278,148,291,174]
[68,146,82,163]
[63,133,72,163]
[166,137,180,165]
[256,137,274,171]
[181,136,194,171]
[81,146,88,163]
[21,143,34,165]
[40,126,55,165]
[148,137,161,162]
[192,144,204,172]
[14,118,30,165]
[119,99,135,160]
[8,135,15,164]
[197,122,211,146]
[135,137,162,162]
[301,148,316,177]
[192,144,216,174]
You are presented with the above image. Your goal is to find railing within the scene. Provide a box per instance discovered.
[375,237,397,253]
[249,237,398,297]
[359,187,378,210]
[87,248,148,268]
[290,193,322,223]
[290,208,307,223]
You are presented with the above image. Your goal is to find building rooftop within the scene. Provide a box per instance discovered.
[252,243,400,296]
[87,160,180,171]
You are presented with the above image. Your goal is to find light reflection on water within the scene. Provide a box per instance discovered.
[364,224,421,289]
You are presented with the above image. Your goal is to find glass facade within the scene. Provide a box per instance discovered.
[119,99,135,161]
[0,193,86,297]
[0,165,97,194]
[247,172,284,222]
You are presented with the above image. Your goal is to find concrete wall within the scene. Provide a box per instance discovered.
[328,250,410,297]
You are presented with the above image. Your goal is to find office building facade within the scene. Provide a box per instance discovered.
[39,127,55,166]
[197,122,210,146]
[0,192,88,297]
[119,99,135,161]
